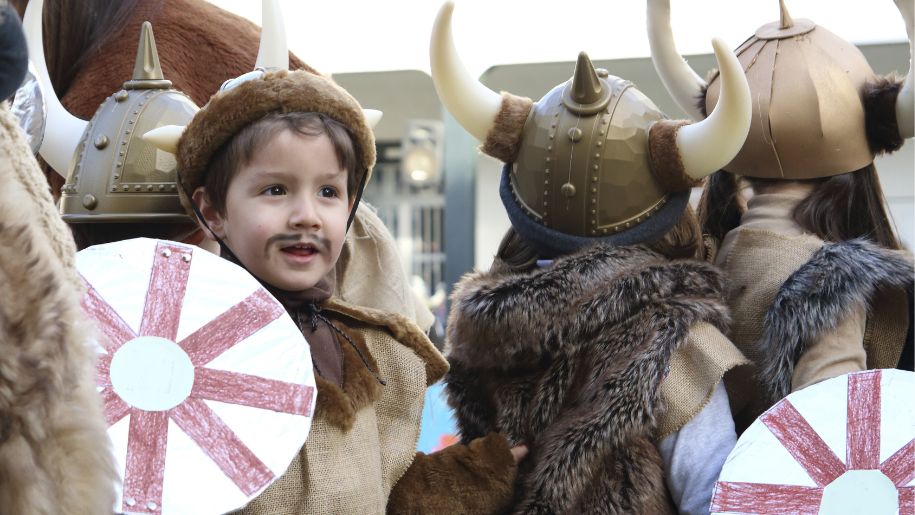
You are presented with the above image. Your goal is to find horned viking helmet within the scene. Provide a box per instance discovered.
[24,0,197,222]
[431,1,751,256]
[648,0,914,180]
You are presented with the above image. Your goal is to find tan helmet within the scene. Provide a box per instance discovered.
[648,0,914,180]
[60,23,198,222]
[24,0,197,223]
[430,1,751,256]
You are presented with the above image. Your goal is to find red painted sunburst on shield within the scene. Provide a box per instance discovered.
[83,241,314,514]
[712,369,914,514]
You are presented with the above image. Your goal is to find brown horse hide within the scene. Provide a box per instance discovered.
[15,0,313,193]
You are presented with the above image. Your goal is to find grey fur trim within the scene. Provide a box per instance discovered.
[757,239,914,403]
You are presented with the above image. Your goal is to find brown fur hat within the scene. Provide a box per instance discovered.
[175,69,375,214]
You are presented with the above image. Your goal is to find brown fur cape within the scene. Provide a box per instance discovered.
[0,105,117,513]
[446,244,731,514]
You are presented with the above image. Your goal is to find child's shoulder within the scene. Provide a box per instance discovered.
[324,297,448,385]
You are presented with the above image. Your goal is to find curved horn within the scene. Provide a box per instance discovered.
[676,38,751,180]
[23,0,87,177]
[895,0,914,139]
[255,0,288,70]
[363,109,383,129]
[142,125,185,155]
[430,1,501,141]
[647,0,707,120]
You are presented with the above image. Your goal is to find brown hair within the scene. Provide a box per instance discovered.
[10,0,148,96]
[203,111,360,216]
[493,206,705,274]
[698,165,903,250]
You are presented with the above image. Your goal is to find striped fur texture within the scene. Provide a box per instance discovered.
[757,239,913,403]
[446,244,730,514]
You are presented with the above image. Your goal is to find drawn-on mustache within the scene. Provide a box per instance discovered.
[265,233,329,254]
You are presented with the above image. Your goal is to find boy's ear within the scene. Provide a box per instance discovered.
[191,187,226,240]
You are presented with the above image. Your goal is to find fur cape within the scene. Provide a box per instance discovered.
[0,106,117,513]
[756,239,914,403]
[446,245,731,514]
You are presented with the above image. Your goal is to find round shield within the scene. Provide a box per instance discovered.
[712,369,914,515]
[77,238,316,515]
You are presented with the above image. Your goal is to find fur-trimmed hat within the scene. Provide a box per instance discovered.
[174,69,376,214]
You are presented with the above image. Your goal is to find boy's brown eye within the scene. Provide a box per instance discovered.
[319,186,338,198]
[264,185,286,196]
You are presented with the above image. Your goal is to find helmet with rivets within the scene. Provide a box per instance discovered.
[430,1,752,257]
[55,22,197,222]
[508,53,670,240]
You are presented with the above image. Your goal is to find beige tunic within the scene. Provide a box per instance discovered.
[715,186,901,427]
[234,299,448,514]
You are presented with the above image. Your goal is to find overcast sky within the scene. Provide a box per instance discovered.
[206,0,911,76]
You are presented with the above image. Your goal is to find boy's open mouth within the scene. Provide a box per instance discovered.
[280,243,319,257]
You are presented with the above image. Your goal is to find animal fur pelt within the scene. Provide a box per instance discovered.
[757,238,914,403]
[446,244,730,514]
[0,105,117,513]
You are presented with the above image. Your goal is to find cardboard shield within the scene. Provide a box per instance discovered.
[78,238,316,515]
[712,369,914,514]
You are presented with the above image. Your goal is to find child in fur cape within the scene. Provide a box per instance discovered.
[430,3,751,513]
[154,67,524,514]
[646,0,915,430]
[0,3,117,512]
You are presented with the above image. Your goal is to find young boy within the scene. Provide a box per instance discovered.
[169,69,522,514]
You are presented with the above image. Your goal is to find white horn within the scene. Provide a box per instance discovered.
[24,0,87,177]
[430,1,501,141]
[363,109,383,129]
[647,0,708,121]
[142,125,185,155]
[255,0,288,70]
[676,38,751,180]
[895,0,914,139]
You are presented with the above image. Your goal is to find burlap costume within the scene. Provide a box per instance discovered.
[235,299,516,514]
[716,188,913,430]
[0,103,117,513]
[175,68,517,514]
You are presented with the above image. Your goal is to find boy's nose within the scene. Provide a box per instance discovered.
[288,200,320,230]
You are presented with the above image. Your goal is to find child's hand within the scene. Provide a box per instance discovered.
[510,444,529,464]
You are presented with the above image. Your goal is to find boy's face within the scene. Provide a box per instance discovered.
[195,130,353,291]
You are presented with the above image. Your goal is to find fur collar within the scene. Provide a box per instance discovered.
[448,244,729,369]
[312,298,449,432]
[757,239,914,402]
[311,322,383,432]
[445,244,729,513]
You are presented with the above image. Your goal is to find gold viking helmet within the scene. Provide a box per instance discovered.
[648,0,915,180]
[24,0,198,222]
[430,1,751,256]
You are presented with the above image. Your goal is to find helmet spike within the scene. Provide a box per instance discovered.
[779,0,795,29]
[125,22,171,90]
[133,22,164,81]
[571,52,603,105]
